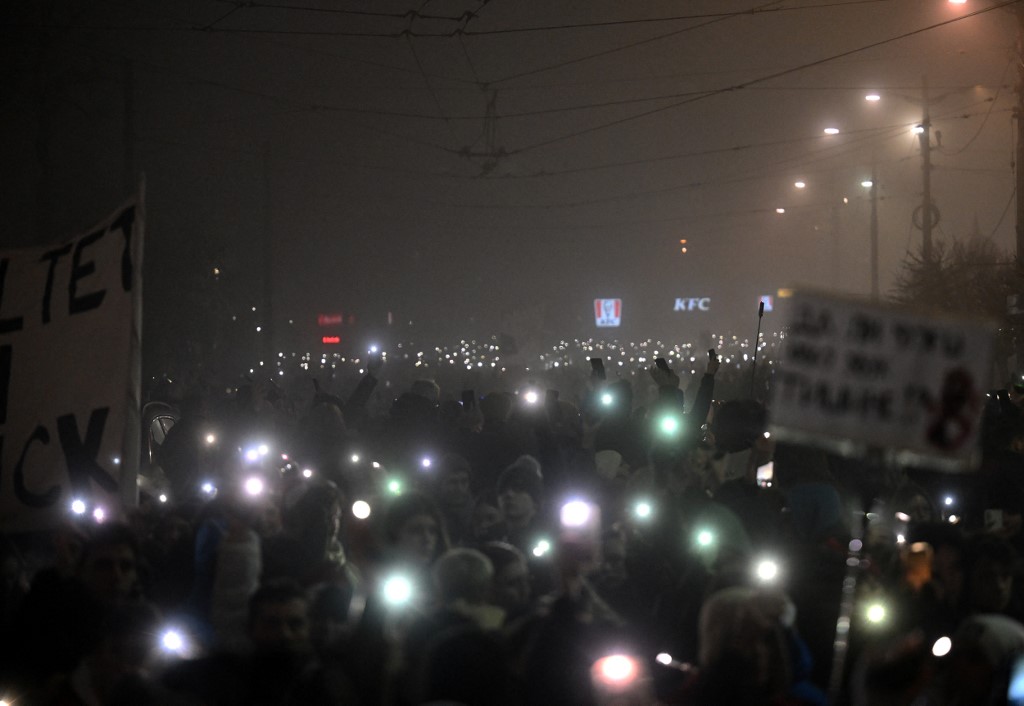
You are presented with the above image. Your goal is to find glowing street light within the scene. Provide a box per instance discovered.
[912,124,925,135]
[776,207,786,214]
[865,93,881,102]
[823,127,840,135]
[794,181,806,189]
[861,180,874,188]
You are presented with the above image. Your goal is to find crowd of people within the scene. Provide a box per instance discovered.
[3,343,1024,705]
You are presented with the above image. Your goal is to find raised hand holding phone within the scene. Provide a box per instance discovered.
[707,348,720,376]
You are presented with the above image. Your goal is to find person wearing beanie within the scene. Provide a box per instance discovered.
[496,456,545,554]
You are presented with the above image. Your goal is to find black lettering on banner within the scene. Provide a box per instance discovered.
[776,370,892,420]
[893,324,911,349]
[846,352,888,379]
[13,426,61,508]
[0,259,24,334]
[790,305,832,337]
[788,343,836,369]
[40,243,72,324]
[110,206,135,293]
[0,345,10,425]
[941,334,965,359]
[57,408,117,497]
[69,229,107,315]
[847,314,883,344]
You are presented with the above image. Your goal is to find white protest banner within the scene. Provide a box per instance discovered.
[770,291,993,469]
[0,196,143,531]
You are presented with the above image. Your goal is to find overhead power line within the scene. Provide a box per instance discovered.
[502,0,1022,154]
[3,0,900,39]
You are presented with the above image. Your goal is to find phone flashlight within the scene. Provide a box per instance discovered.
[244,477,265,497]
[370,345,379,354]
[591,654,640,690]
[864,601,887,625]
[421,457,432,469]
[387,478,403,495]
[656,652,673,666]
[524,390,540,405]
[944,495,955,507]
[302,468,313,478]
[204,433,217,445]
[352,500,371,520]
[932,636,952,658]
[754,558,780,583]
[659,415,681,436]
[532,539,552,558]
[92,507,106,523]
[695,529,715,549]
[600,392,614,407]
[71,498,87,515]
[351,454,361,464]
[561,500,593,528]
[160,628,187,655]
[382,574,414,607]
[634,501,653,520]
[200,481,217,496]
[158,493,168,504]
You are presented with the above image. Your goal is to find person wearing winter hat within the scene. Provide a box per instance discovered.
[496,455,545,554]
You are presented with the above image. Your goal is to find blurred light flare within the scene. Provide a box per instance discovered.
[383,575,413,606]
[244,477,264,496]
[932,636,952,656]
[593,654,639,686]
[755,559,779,582]
[865,602,887,624]
[352,500,371,519]
[561,500,592,527]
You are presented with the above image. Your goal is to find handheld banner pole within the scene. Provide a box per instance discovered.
[750,300,765,398]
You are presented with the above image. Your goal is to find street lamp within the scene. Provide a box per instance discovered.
[823,127,840,135]
[863,176,879,300]
[794,181,806,189]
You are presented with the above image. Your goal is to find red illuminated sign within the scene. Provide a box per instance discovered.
[318,314,343,327]
[322,336,341,344]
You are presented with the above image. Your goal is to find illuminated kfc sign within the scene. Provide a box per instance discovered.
[594,299,622,327]
[674,298,711,312]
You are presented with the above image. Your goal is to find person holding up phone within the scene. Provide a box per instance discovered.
[649,349,719,445]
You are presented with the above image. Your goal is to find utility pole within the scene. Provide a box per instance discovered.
[831,201,842,289]
[1016,5,1024,268]
[917,75,935,263]
[869,170,879,300]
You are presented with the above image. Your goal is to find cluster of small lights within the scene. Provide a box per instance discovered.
[224,333,786,381]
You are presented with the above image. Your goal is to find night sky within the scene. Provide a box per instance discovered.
[1,0,1018,374]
